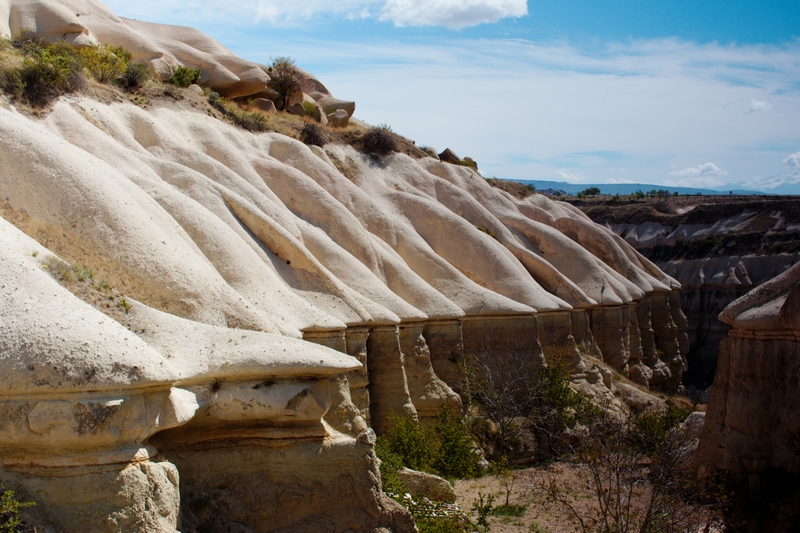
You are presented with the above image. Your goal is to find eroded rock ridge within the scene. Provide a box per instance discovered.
[0,1,689,531]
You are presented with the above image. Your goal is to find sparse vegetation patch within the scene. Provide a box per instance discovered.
[167,65,201,87]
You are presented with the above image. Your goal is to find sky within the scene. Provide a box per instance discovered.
[102,0,800,191]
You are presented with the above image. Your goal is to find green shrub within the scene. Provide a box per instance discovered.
[378,411,438,473]
[376,405,479,480]
[77,44,128,83]
[420,145,438,158]
[3,39,84,107]
[119,61,149,90]
[167,65,200,87]
[397,492,477,533]
[301,100,319,120]
[631,403,691,455]
[430,407,480,479]
[0,484,34,533]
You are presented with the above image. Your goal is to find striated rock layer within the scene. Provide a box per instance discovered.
[700,262,800,474]
[698,262,800,532]
[583,198,800,389]
[0,1,688,530]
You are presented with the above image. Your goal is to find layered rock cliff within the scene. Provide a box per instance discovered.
[0,1,690,531]
[579,197,800,389]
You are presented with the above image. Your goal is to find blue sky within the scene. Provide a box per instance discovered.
[104,0,800,191]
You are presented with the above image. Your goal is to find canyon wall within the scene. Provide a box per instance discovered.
[0,1,688,530]
[581,198,800,389]
[697,262,800,532]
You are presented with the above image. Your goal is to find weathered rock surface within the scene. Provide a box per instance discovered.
[0,1,689,530]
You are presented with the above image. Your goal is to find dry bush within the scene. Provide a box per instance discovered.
[300,122,327,147]
[119,61,149,91]
[209,93,270,132]
[538,410,721,533]
[361,125,398,156]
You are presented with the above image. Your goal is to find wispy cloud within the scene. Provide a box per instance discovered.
[670,163,728,177]
[380,0,527,29]
[293,38,800,185]
[104,0,526,29]
[747,99,773,113]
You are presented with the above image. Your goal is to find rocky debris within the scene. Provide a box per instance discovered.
[436,148,478,170]
[315,95,356,118]
[396,468,457,503]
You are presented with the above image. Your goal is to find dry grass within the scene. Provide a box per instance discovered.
[486,178,538,200]
[40,255,135,325]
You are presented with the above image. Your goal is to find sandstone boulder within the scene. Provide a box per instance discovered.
[396,468,456,503]
[251,97,277,114]
[438,148,461,164]
[328,108,350,128]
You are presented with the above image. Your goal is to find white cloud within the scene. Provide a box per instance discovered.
[379,0,527,29]
[784,151,800,168]
[554,169,587,183]
[670,163,728,177]
[747,99,772,113]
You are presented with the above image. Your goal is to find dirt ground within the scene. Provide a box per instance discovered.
[454,463,591,533]
[454,462,721,533]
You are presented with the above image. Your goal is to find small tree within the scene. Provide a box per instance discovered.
[581,186,601,197]
[267,56,302,111]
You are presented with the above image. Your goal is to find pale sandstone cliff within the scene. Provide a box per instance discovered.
[0,1,690,531]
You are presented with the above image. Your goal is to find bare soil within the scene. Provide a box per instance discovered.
[454,463,593,533]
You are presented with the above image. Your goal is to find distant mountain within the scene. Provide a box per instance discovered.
[741,170,800,195]
[505,180,764,196]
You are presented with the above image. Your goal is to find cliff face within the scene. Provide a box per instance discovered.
[0,2,689,531]
[579,198,800,389]
[699,262,800,474]
[697,263,800,532]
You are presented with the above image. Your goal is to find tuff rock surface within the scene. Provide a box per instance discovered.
[0,1,689,531]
